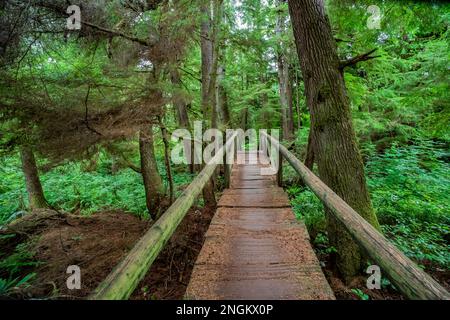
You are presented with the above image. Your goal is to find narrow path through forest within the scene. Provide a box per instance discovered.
[186,151,335,299]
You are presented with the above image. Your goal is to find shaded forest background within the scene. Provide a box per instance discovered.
[0,0,448,299]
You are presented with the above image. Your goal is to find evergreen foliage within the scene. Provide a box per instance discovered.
[0,0,448,296]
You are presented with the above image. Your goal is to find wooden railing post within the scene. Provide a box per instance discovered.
[261,131,449,300]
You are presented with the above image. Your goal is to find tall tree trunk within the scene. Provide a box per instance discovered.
[276,1,294,140]
[159,119,174,204]
[216,65,231,127]
[170,66,193,173]
[139,125,164,220]
[286,71,295,134]
[241,107,248,131]
[201,0,222,126]
[200,1,213,122]
[295,69,302,130]
[200,0,219,207]
[220,86,231,127]
[209,0,223,129]
[260,79,269,128]
[170,67,190,129]
[20,146,48,210]
[288,0,380,281]
[304,126,315,170]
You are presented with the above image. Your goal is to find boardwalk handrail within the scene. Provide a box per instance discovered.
[261,131,449,300]
[90,132,238,300]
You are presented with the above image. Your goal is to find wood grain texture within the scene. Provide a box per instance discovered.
[186,151,335,300]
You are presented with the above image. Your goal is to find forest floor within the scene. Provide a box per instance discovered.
[0,205,448,300]
[0,205,215,300]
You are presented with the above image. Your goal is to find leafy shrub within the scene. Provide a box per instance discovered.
[287,186,326,237]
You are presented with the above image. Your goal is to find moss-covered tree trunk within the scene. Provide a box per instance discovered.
[170,67,191,130]
[216,65,231,127]
[159,119,174,204]
[139,125,164,220]
[20,146,48,210]
[200,0,221,207]
[170,66,193,173]
[288,0,380,281]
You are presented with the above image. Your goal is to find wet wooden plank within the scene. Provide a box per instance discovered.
[231,179,275,189]
[186,152,335,300]
[186,264,332,300]
[218,188,290,207]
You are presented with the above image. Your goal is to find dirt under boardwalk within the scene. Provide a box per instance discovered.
[186,151,335,300]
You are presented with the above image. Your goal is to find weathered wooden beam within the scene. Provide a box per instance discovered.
[262,132,449,300]
[90,132,238,300]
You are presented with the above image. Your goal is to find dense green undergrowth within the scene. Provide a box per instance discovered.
[0,152,195,294]
[0,152,195,224]
[288,139,450,269]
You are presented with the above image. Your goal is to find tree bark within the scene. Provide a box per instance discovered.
[276,1,294,140]
[288,0,380,281]
[200,1,213,120]
[216,65,231,127]
[20,146,48,210]
[139,125,164,220]
[170,66,193,173]
[241,107,248,131]
[304,126,315,170]
[295,69,302,130]
[286,71,295,135]
[200,0,220,207]
[159,119,174,204]
[170,67,190,129]
[201,0,222,126]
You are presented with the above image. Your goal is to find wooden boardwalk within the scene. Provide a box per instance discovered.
[186,151,335,300]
